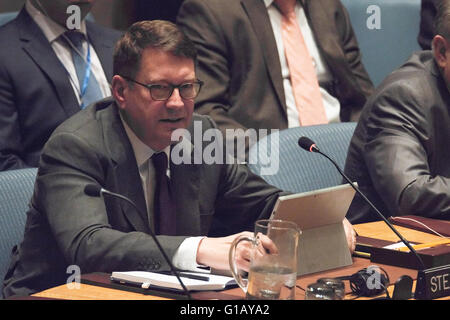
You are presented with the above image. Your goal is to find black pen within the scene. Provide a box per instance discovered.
[159,271,210,282]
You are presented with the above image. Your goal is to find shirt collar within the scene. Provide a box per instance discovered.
[264,0,303,9]
[119,112,170,169]
[25,0,87,43]
[263,0,274,8]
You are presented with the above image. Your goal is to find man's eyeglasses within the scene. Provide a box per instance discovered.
[121,75,203,101]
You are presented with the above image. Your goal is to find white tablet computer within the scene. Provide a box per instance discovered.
[270,183,357,275]
[270,183,356,229]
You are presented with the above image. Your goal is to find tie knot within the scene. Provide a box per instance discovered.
[64,31,85,50]
[274,0,297,17]
[152,152,168,173]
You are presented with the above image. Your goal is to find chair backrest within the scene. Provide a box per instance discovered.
[0,11,18,27]
[248,123,356,193]
[0,168,37,291]
[341,0,421,86]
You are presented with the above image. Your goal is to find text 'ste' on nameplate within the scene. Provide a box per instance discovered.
[415,265,450,300]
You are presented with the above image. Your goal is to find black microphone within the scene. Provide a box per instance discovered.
[84,184,192,299]
[297,136,426,270]
[84,184,103,197]
[298,136,319,153]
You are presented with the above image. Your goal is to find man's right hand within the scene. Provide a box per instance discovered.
[196,231,278,272]
[196,232,253,272]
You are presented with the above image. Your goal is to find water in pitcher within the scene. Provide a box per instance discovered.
[246,266,297,300]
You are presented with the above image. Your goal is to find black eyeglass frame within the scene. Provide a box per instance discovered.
[121,75,204,101]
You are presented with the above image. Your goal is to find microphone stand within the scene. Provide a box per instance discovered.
[311,146,426,270]
[301,140,450,299]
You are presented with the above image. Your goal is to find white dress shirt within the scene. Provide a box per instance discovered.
[264,0,341,126]
[25,0,111,105]
[120,115,206,272]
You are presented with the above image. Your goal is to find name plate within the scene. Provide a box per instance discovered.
[415,265,450,300]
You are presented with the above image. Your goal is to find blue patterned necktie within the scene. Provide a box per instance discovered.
[64,31,103,109]
[152,152,177,235]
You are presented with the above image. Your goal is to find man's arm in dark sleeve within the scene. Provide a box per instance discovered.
[199,116,283,236]
[364,85,450,219]
[37,131,188,273]
[0,62,30,171]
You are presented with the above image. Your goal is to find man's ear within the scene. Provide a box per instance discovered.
[432,35,449,69]
[111,75,128,110]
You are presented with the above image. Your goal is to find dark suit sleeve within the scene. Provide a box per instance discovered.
[363,83,450,218]
[332,1,374,121]
[177,0,248,132]
[0,62,29,170]
[36,130,187,273]
[200,116,283,236]
[212,162,283,235]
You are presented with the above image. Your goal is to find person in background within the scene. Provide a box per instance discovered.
[177,0,374,154]
[0,0,121,171]
[344,0,450,224]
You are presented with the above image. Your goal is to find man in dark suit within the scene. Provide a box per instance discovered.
[344,0,450,224]
[0,0,121,171]
[177,0,374,150]
[1,20,287,298]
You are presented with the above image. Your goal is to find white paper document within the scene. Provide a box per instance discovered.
[383,242,408,250]
[110,271,236,291]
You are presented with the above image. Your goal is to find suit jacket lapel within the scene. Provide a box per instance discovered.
[102,103,150,233]
[16,9,80,118]
[86,21,115,83]
[241,0,287,113]
[101,104,203,236]
[304,0,343,71]
[169,137,202,236]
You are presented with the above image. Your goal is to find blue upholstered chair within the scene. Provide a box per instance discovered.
[0,11,17,27]
[341,0,422,86]
[0,168,37,295]
[247,123,356,193]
